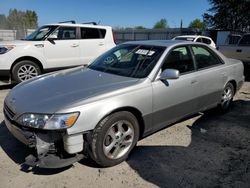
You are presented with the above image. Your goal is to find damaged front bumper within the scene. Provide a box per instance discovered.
[4,113,86,168]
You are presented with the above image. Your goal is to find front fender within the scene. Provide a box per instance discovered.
[65,85,153,135]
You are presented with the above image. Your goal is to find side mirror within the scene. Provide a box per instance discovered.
[47,37,56,44]
[159,69,179,80]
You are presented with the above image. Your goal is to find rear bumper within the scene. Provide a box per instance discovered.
[4,112,85,168]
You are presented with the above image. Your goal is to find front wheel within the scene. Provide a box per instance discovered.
[90,111,139,167]
[218,82,235,111]
[12,60,41,83]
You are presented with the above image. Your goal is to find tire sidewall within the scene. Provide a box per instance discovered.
[219,82,235,111]
[12,60,41,83]
[91,111,139,167]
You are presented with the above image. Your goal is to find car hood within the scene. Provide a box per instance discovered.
[0,40,39,47]
[5,67,140,115]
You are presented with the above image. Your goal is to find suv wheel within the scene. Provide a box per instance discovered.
[90,111,139,167]
[12,60,41,83]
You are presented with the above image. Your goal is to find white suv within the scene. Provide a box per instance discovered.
[0,21,116,83]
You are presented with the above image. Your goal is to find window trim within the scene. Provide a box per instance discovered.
[79,27,106,40]
[47,26,78,40]
[154,45,196,80]
[190,44,224,71]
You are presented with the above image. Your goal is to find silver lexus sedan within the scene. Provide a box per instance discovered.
[4,40,244,168]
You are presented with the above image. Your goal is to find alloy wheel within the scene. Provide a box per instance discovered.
[103,120,134,159]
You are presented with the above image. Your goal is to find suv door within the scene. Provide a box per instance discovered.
[79,27,107,65]
[191,45,226,111]
[44,26,80,69]
[151,46,199,132]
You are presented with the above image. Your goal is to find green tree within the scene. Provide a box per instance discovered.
[0,14,8,29]
[153,18,169,29]
[203,0,250,31]
[7,9,38,29]
[134,26,146,30]
[189,19,205,30]
[24,10,38,29]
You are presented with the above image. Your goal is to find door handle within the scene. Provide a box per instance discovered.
[191,80,198,84]
[71,44,79,47]
[99,43,104,46]
[236,49,242,53]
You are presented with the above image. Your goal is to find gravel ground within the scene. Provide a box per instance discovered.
[0,79,249,188]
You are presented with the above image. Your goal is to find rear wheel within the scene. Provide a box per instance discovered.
[89,111,139,167]
[218,82,235,111]
[12,60,41,83]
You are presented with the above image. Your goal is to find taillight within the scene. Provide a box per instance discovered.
[112,30,116,44]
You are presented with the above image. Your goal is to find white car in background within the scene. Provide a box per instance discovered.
[0,21,116,83]
[173,35,216,48]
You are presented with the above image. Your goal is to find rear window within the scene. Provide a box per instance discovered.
[80,28,106,39]
[174,37,195,41]
[192,46,222,69]
[239,35,250,46]
[202,38,212,45]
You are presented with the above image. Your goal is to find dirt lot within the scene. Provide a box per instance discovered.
[0,80,249,188]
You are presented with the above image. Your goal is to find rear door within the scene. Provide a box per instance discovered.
[44,26,80,69]
[79,27,107,65]
[151,46,199,132]
[235,35,250,63]
[191,45,226,111]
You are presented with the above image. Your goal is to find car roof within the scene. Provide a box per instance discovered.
[175,35,211,39]
[45,23,112,29]
[123,40,194,47]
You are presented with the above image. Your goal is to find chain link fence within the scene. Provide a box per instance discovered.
[114,28,201,43]
[0,29,35,41]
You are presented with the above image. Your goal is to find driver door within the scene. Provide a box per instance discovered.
[151,46,200,132]
[44,26,80,69]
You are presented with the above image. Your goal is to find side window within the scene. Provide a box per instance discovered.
[81,28,106,39]
[202,38,211,45]
[192,46,222,69]
[50,27,76,40]
[239,35,250,46]
[161,46,195,74]
[196,38,202,42]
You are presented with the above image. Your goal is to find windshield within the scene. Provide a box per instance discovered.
[88,44,165,78]
[25,25,57,41]
[174,37,195,41]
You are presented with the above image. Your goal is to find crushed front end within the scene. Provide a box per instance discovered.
[3,103,86,168]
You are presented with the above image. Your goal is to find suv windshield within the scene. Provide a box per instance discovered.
[25,25,57,41]
[88,44,165,78]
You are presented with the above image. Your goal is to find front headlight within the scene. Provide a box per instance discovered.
[0,45,15,54]
[17,112,79,130]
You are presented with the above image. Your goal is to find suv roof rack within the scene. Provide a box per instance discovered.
[59,20,76,24]
[82,22,97,25]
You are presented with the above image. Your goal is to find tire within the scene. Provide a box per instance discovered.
[89,111,139,167]
[218,82,235,111]
[12,60,41,83]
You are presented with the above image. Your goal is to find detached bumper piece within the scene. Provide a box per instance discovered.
[25,153,84,169]
[24,132,85,168]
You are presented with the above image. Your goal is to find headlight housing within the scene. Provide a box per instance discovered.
[17,112,80,130]
[0,45,15,54]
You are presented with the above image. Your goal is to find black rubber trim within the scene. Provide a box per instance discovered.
[0,70,10,76]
